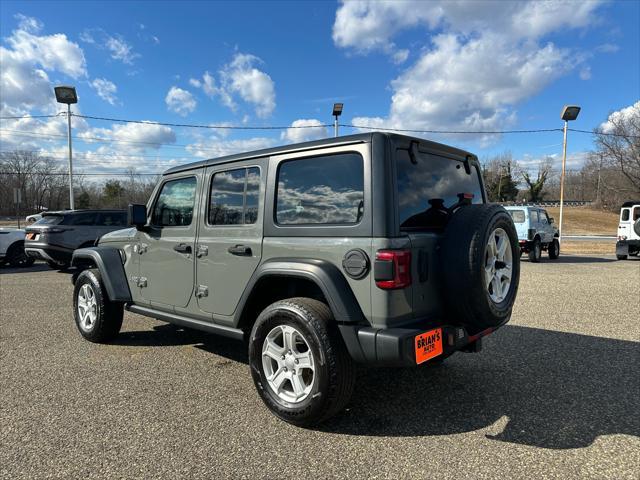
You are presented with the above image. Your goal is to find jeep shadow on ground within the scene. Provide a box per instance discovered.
[521,255,617,264]
[0,262,51,274]
[321,325,639,450]
[115,323,248,364]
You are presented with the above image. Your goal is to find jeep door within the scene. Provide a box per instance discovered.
[195,159,267,316]
[138,173,200,308]
[538,209,553,243]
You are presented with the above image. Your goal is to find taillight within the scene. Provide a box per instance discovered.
[374,249,412,289]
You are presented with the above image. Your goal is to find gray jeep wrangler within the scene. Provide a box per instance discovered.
[71,133,520,426]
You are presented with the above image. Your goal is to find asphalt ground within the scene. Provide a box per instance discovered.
[1,256,639,479]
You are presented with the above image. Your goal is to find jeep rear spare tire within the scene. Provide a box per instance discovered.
[441,204,520,333]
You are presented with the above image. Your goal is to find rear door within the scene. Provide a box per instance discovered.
[195,159,267,316]
[138,174,200,308]
[394,148,484,320]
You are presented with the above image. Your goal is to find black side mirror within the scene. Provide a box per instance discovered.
[128,204,147,229]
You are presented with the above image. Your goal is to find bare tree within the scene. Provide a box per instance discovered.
[522,158,553,202]
[594,103,640,192]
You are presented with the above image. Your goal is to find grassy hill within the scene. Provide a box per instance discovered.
[544,207,618,236]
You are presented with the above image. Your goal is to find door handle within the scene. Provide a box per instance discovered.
[228,245,252,256]
[174,243,192,254]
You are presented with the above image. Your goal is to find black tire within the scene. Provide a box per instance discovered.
[548,238,560,260]
[249,297,356,427]
[634,218,640,237]
[616,254,627,261]
[7,242,35,268]
[73,268,123,343]
[441,204,520,332]
[528,238,542,263]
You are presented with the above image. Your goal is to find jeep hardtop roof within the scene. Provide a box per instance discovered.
[621,200,640,208]
[163,132,477,176]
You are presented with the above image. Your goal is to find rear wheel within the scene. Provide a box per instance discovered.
[7,242,35,267]
[73,269,123,342]
[249,297,355,427]
[616,254,627,261]
[548,238,560,260]
[528,238,542,263]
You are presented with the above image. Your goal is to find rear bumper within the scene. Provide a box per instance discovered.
[338,322,501,367]
[24,242,73,263]
[616,239,640,256]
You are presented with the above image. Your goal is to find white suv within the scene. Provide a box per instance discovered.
[616,201,640,260]
[0,228,35,267]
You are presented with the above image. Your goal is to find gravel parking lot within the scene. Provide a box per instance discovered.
[1,256,639,479]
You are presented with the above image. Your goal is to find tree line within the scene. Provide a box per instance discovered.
[0,150,158,217]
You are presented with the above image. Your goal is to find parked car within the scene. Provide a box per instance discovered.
[0,228,35,267]
[24,210,127,269]
[69,133,520,426]
[504,206,559,262]
[616,200,640,260]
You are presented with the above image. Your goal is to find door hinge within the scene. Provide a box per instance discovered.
[196,245,208,258]
[195,285,209,298]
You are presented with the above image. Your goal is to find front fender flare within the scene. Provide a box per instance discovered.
[236,258,365,324]
[71,247,132,302]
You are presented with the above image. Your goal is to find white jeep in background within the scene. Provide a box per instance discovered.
[616,201,640,260]
[0,228,35,268]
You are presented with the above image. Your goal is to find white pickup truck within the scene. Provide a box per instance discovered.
[0,228,35,267]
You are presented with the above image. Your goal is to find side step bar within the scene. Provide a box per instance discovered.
[126,304,244,341]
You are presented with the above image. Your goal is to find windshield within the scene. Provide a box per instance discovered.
[34,215,64,225]
[396,149,483,230]
[509,210,526,223]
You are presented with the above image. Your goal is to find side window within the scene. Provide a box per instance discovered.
[621,209,630,221]
[97,212,127,226]
[633,207,640,221]
[530,210,539,224]
[540,211,549,224]
[276,153,364,225]
[209,167,261,226]
[151,177,197,227]
[66,212,97,226]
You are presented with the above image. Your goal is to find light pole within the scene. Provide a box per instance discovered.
[54,85,78,210]
[332,103,343,138]
[558,105,581,245]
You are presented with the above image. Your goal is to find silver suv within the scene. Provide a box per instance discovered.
[70,133,520,426]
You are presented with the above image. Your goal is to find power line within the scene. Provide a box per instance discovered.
[569,128,640,139]
[72,114,333,130]
[0,114,63,120]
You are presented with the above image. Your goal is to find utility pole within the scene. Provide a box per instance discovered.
[596,153,603,205]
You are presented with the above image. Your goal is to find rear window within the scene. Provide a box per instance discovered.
[96,212,127,226]
[621,209,630,221]
[396,150,483,230]
[276,153,364,225]
[34,215,64,225]
[509,210,526,223]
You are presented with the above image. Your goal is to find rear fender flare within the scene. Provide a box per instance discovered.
[71,247,131,302]
[235,258,365,325]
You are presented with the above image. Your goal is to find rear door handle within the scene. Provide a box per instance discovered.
[228,245,252,256]
[174,243,192,254]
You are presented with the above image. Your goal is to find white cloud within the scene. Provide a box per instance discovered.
[281,119,328,144]
[334,1,605,141]
[165,86,197,116]
[79,122,176,152]
[579,66,592,81]
[186,137,275,159]
[90,78,118,105]
[190,53,276,118]
[14,13,43,33]
[105,35,139,64]
[599,101,640,134]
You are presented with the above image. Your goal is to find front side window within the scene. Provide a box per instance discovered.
[151,177,197,227]
[509,210,526,223]
[396,150,482,230]
[65,212,97,226]
[209,167,261,226]
[540,211,549,224]
[276,153,364,225]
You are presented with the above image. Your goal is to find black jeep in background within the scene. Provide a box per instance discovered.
[24,210,127,270]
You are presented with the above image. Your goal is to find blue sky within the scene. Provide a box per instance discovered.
[1,0,639,176]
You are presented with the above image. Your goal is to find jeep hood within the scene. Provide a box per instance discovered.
[98,227,137,243]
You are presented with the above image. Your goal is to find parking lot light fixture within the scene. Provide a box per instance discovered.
[332,103,343,138]
[558,105,581,246]
[54,85,78,211]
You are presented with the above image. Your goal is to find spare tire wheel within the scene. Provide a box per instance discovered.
[441,204,520,333]
[634,218,640,237]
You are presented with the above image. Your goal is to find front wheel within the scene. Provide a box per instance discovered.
[73,269,123,342]
[529,238,542,263]
[249,297,355,427]
[548,238,560,260]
